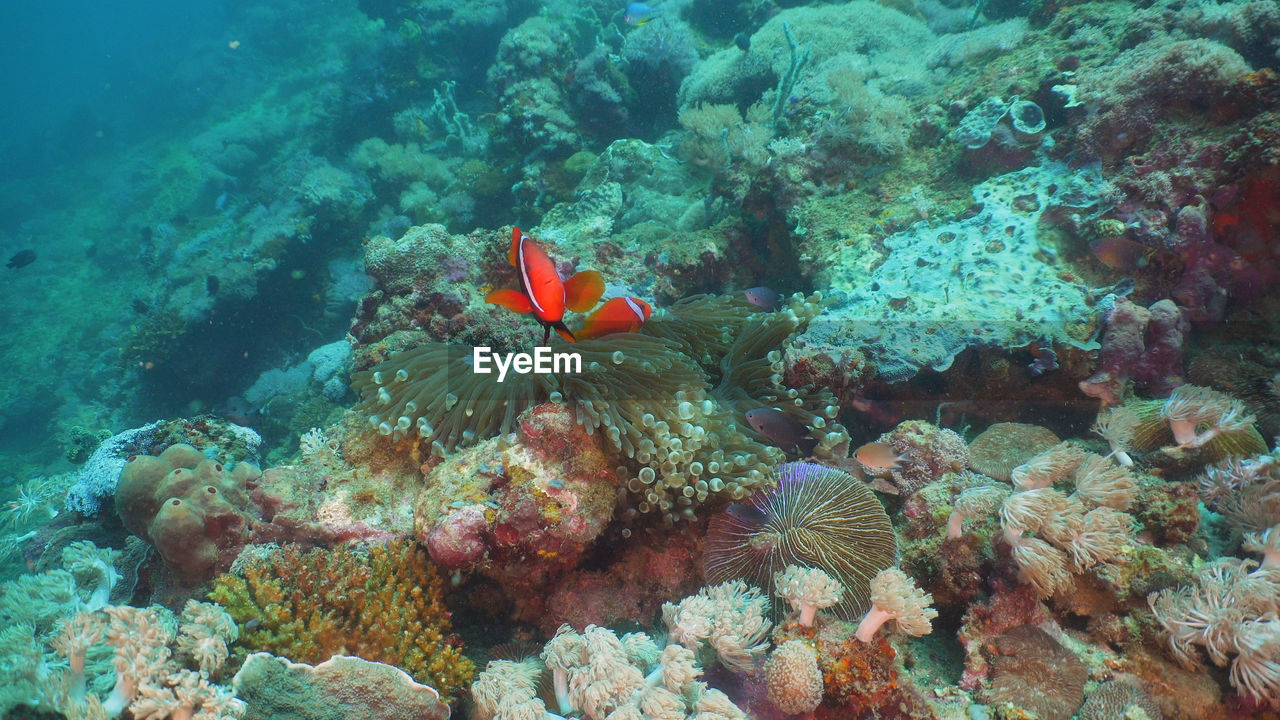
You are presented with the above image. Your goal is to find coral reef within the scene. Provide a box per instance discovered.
[795,159,1110,383]
[355,293,850,526]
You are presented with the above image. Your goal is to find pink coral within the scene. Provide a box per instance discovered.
[1078,297,1187,406]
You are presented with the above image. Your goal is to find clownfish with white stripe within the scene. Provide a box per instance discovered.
[577,296,652,339]
[485,227,604,343]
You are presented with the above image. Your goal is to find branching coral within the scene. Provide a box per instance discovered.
[703,461,897,621]
[208,540,474,703]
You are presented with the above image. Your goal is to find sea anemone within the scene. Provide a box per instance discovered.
[703,462,897,620]
[854,567,938,641]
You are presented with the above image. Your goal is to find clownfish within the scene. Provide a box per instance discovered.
[486,227,604,343]
[578,296,652,339]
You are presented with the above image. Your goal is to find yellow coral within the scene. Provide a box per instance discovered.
[209,540,473,703]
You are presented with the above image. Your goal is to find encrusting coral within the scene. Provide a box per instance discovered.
[208,539,474,703]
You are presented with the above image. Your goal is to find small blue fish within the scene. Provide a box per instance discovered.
[745,407,816,455]
[625,2,655,25]
[725,503,770,525]
[743,286,778,309]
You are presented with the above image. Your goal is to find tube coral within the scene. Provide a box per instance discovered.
[854,567,938,641]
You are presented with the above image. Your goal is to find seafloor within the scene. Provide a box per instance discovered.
[1,0,1278,718]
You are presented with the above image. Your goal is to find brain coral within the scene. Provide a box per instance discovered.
[703,461,897,620]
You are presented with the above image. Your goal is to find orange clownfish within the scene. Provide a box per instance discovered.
[578,296,652,339]
[485,227,604,343]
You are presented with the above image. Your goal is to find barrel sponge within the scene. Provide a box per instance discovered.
[116,443,261,581]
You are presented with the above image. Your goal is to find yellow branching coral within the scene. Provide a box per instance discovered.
[208,540,474,703]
